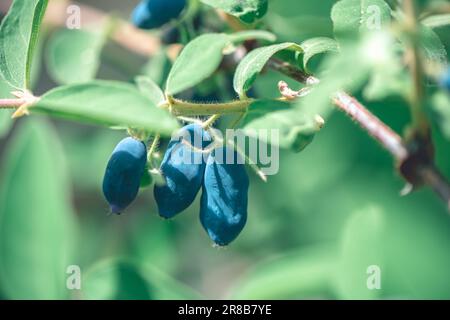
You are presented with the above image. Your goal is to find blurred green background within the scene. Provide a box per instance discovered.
[1,0,450,300]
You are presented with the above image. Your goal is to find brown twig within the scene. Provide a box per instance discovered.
[268,58,450,211]
[333,92,408,161]
[0,99,26,109]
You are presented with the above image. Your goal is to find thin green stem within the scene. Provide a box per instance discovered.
[147,134,160,162]
[169,97,253,116]
[202,114,221,129]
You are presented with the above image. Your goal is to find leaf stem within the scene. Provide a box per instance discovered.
[168,97,253,116]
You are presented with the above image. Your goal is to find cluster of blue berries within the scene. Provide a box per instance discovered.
[102,124,249,246]
[132,0,187,30]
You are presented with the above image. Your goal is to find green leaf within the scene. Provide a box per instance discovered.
[331,0,391,39]
[32,81,179,135]
[83,258,202,300]
[241,100,318,152]
[0,0,48,89]
[230,246,336,299]
[0,80,13,138]
[201,0,268,24]
[0,118,77,299]
[233,43,302,97]
[333,206,386,299]
[83,259,152,300]
[46,29,106,85]
[166,33,230,95]
[300,37,339,72]
[0,111,12,138]
[421,14,450,29]
[296,40,372,119]
[228,30,276,43]
[419,25,447,67]
[136,75,165,107]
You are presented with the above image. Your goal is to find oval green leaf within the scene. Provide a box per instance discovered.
[233,43,302,97]
[46,28,106,85]
[300,37,339,72]
[166,33,230,95]
[0,0,48,89]
[32,81,179,135]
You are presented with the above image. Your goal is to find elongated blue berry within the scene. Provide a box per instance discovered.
[132,0,187,30]
[154,124,212,218]
[200,147,249,246]
[103,137,147,214]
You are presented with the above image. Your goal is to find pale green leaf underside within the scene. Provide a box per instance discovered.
[233,42,302,97]
[231,246,336,299]
[300,37,339,72]
[165,33,229,95]
[0,118,77,299]
[33,81,179,135]
[0,0,48,89]
[420,26,447,67]
[136,75,166,107]
[46,28,106,85]
[242,101,317,152]
[331,0,391,37]
[0,80,13,137]
[421,14,450,29]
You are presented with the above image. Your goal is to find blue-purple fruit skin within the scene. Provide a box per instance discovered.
[132,0,187,30]
[154,124,212,219]
[103,137,147,214]
[200,147,249,246]
[439,68,450,92]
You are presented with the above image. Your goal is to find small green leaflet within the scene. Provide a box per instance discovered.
[46,28,107,85]
[0,0,48,89]
[165,33,229,95]
[32,81,179,135]
[233,43,302,97]
[331,0,391,39]
[300,37,339,73]
[421,14,450,29]
[241,100,318,152]
[136,75,166,107]
[201,0,268,24]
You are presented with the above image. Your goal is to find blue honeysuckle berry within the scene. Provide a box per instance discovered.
[200,146,249,246]
[154,124,212,219]
[439,67,450,92]
[131,0,187,30]
[102,137,147,214]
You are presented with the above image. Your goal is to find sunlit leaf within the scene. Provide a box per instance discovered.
[0,0,48,89]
